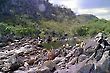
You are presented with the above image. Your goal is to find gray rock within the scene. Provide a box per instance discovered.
[1,54,24,72]
[27,67,37,73]
[67,58,94,73]
[54,69,71,73]
[66,49,75,58]
[15,47,27,54]
[68,57,78,65]
[96,51,109,66]
[53,57,65,64]
[84,38,97,50]
[78,64,95,73]
[78,54,87,62]
[36,66,51,73]
[74,47,83,57]
[0,52,8,59]
[13,70,26,73]
[96,51,110,73]
[2,62,12,72]
[44,60,57,71]
[94,49,104,61]
[102,57,110,72]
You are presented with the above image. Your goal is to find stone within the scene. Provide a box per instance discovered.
[54,49,60,57]
[2,55,24,72]
[1,63,11,72]
[36,66,51,73]
[24,62,29,70]
[27,58,35,65]
[13,70,26,73]
[44,60,57,71]
[94,49,104,61]
[96,51,110,73]
[74,47,83,57]
[18,66,25,70]
[68,57,78,65]
[53,57,65,64]
[78,54,87,62]
[54,69,71,73]
[78,64,95,73]
[27,67,37,73]
[15,47,27,54]
[66,49,75,58]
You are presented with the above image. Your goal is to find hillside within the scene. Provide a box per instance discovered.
[0,0,76,21]
[0,0,109,39]
[76,14,98,23]
[0,1,110,73]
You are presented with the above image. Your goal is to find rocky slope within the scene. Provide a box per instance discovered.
[0,36,110,73]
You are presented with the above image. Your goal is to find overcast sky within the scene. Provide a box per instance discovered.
[49,0,110,20]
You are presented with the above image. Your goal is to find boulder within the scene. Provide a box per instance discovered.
[54,69,71,73]
[1,54,24,72]
[78,54,87,62]
[96,51,110,73]
[13,70,27,73]
[36,66,51,73]
[44,60,57,71]
[74,47,83,57]
[1,63,11,72]
[78,64,95,73]
[66,49,75,58]
[53,57,65,64]
[68,57,78,65]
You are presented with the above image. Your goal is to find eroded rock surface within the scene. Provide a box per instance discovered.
[0,37,110,73]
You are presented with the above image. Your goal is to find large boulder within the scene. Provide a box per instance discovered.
[1,54,24,72]
[68,57,78,65]
[54,69,71,73]
[77,64,95,73]
[36,66,52,73]
[78,54,87,62]
[13,70,26,73]
[53,57,66,64]
[96,51,110,73]
[44,60,57,72]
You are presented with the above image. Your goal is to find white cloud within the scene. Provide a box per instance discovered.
[97,14,110,20]
[49,0,110,20]
[77,8,110,15]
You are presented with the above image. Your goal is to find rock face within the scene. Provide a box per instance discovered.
[0,37,110,73]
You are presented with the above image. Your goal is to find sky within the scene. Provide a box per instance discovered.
[49,0,110,20]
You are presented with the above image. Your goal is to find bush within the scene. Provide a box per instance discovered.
[14,26,36,37]
[0,23,12,35]
[75,25,88,36]
[0,23,37,37]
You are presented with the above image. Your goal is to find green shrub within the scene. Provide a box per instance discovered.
[14,26,36,37]
[75,25,88,36]
[0,23,12,35]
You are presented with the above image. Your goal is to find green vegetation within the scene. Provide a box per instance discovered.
[1,0,110,38]
[0,14,110,38]
[75,19,110,37]
[0,22,37,37]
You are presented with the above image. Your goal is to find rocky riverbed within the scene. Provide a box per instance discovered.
[0,37,110,73]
